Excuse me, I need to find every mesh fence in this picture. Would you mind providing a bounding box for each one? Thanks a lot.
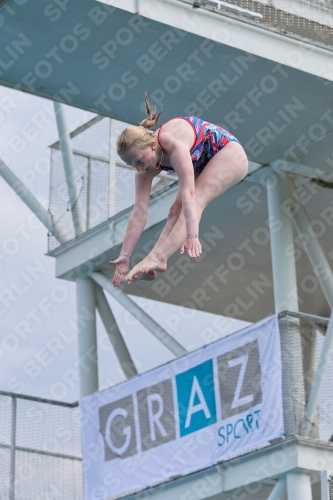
[187,0,333,47]
[15,399,81,456]
[279,311,333,441]
[0,396,12,447]
[48,117,176,252]
[0,393,82,500]
[14,452,82,500]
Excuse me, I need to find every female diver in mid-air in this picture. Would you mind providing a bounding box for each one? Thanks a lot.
[111,93,248,287]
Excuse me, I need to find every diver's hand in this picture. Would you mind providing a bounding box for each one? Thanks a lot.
[183,237,202,258]
[110,255,130,287]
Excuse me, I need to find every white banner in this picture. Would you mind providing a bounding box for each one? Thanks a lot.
[80,315,284,500]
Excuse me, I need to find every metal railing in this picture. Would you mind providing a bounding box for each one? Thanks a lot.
[178,0,333,48]
[278,311,333,440]
[48,117,177,252]
[0,391,82,499]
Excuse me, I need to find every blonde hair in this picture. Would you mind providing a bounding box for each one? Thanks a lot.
[116,92,162,157]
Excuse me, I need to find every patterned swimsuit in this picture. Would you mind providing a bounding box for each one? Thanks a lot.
[157,116,240,173]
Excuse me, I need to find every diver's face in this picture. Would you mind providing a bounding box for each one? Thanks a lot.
[121,144,158,172]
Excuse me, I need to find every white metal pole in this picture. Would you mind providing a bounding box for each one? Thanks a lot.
[301,309,333,436]
[290,177,333,308]
[267,173,305,432]
[286,472,312,500]
[76,277,98,397]
[267,477,287,500]
[0,159,69,244]
[9,396,16,500]
[53,102,85,236]
[109,118,116,218]
[266,173,299,312]
[90,271,187,357]
[86,156,91,232]
[95,284,137,379]
[321,470,333,500]
[301,325,319,439]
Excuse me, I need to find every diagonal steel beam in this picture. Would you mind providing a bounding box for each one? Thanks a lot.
[301,309,333,436]
[53,102,85,237]
[290,177,333,308]
[0,158,69,244]
[95,284,137,379]
[90,271,187,357]
[267,477,286,500]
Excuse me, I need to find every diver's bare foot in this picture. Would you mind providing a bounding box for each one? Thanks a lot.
[140,269,157,281]
[126,256,167,284]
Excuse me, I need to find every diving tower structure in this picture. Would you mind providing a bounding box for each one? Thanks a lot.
[1,0,333,499]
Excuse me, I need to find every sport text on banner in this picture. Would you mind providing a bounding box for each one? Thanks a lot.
[79,314,283,500]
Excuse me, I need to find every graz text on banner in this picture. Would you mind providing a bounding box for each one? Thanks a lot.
[79,314,283,500]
